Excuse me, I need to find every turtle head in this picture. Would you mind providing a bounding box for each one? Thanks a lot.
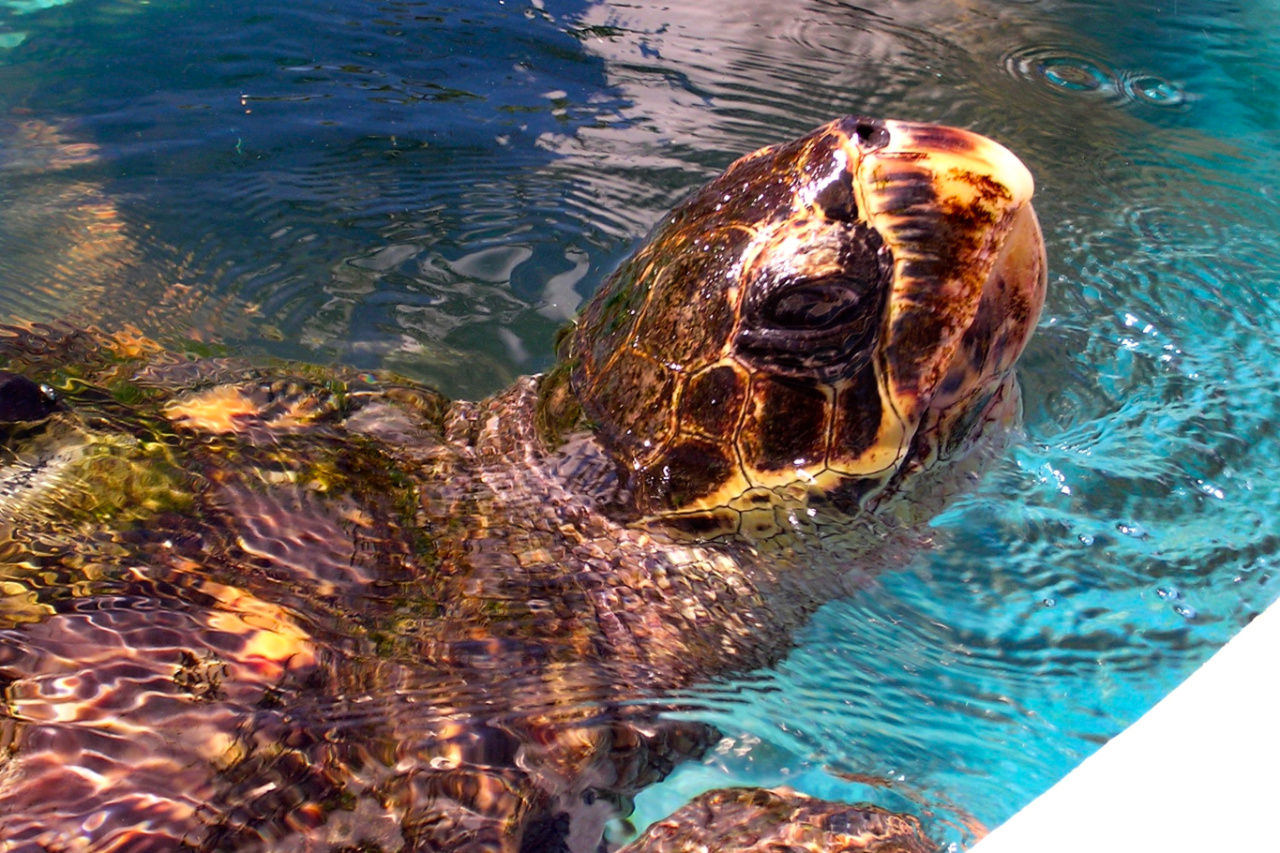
[552,117,1046,540]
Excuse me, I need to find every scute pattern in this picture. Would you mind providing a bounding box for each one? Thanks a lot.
[583,348,677,464]
[739,374,829,476]
[677,364,747,441]
[638,436,740,513]
[830,368,890,473]
[638,247,742,370]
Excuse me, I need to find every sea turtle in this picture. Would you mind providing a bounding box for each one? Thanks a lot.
[0,116,1045,853]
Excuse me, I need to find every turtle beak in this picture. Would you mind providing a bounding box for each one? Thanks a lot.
[843,118,1046,427]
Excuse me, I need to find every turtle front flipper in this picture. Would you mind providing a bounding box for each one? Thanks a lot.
[618,787,934,853]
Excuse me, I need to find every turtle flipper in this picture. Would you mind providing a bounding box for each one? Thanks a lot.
[618,787,935,853]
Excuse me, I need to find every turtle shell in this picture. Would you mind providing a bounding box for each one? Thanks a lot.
[570,116,1046,537]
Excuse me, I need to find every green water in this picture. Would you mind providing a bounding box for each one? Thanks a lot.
[1,0,1278,847]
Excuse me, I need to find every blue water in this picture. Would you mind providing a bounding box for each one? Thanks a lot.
[2,0,1279,847]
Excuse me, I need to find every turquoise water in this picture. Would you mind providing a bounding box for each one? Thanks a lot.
[2,0,1279,847]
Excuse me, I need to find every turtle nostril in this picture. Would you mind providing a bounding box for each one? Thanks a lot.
[853,118,889,151]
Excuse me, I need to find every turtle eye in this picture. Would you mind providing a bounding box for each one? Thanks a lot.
[764,279,864,331]
[734,220,892,381]
[735,272,884,381]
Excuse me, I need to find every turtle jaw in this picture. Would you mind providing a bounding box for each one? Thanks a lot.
[925,199,1047,417]
[848,119,1043,434]
[743,119,1047,529]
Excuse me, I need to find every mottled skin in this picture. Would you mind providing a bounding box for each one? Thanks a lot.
[0,118,1045,853]
[628,788,931,853]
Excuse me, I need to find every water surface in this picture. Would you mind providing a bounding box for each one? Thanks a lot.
[1,0,1278,847]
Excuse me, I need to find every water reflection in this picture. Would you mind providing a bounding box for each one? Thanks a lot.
[0,0,631,396]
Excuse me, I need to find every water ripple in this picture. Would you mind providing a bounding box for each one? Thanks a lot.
[1002,43,1188,108]
[1,0,1279,848]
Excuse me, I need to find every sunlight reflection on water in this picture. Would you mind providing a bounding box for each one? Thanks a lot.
[0,0,1277,848]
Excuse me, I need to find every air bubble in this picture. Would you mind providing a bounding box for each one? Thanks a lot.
[1122,73,1186,106]
[1116,522,1149,539]
[1039,55,1110,92]
[1002,46,1122,104]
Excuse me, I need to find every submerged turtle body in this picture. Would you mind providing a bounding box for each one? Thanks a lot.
[0,118,1045,853]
